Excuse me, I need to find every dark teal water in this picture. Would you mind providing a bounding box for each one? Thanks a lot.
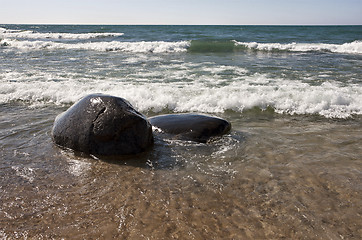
[2,24,361,43]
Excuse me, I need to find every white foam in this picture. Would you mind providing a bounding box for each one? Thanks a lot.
[235,40,362,54]
[0,38,190,53]
[0,27,22,33]
[152,126,164,133]
[1,70,361,118]
[0,27,124,39]
[11,166,36,183]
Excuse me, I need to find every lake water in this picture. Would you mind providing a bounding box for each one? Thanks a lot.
[1,25,361,239]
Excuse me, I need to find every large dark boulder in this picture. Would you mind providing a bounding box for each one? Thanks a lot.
[52,94,153,156]
[149,113,231,143]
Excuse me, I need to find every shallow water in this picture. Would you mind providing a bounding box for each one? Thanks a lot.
[0,104,361,239]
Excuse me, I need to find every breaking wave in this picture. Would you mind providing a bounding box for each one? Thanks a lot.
[1,33,361,55]
[0,27,124,40]
[1,71,361,119]
[0,38,190,53]
[188,40,362,54]
[1,26,361,54]
[235,40,362,54]
[3,38,361,54]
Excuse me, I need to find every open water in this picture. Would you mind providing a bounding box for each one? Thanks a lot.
[0,25,361,239]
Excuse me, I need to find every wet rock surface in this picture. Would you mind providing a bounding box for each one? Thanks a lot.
[149,113,231,143]
[52,94,153,156]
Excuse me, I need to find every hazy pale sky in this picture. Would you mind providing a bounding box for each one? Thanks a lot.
[1,0,361,25]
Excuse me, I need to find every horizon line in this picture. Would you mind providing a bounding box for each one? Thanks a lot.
[1,23,362,26]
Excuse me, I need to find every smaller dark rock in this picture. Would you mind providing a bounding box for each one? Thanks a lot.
[52,94,153,156]
[149,113,231,143]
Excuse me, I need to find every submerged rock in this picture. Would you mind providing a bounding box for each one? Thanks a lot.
[52,94,153,156]
[149,113,231,143]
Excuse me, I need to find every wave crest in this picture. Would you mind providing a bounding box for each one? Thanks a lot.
[0,39,191,53]
[186,40,362,54]
[1,72,361,119]
[2,28,361,55]
[235,40,362,54]
[0,27,124,40]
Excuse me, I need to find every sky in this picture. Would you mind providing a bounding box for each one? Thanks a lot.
[0,0,361,25]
